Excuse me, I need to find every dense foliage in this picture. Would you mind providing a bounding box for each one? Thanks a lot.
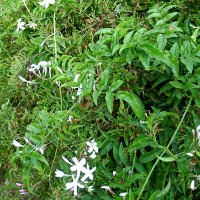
[0,0,200,199]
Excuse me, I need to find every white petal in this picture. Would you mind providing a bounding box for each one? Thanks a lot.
[62,156,72,165]
[90,151,96,159]
[190,180,195,190]
[13,140,24,147]
[119,192,127,197]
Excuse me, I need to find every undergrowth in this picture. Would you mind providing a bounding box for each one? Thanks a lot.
[0,0,200,199]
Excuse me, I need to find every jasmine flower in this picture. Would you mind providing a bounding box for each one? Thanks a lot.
[55,169,69,178]
[12,140,24,147]
[81,164,96,182]
[65,175,84,196]
[28,22,37,29]
[39,0,55,8]
[190,180,195,190]
[16,19,26,31]
[86,139,98,154]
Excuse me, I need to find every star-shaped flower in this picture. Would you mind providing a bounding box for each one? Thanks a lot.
[16,19,26,31]
[65,175,85,196]
[39,0,55,8]
[86,139,98,153]
[81,164,96,182]
[70,157,86,173]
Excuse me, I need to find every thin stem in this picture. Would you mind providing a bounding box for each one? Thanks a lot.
[136,98,192,200]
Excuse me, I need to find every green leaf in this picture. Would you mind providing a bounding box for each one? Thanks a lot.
[98,69,109,90]
[126,173,146,187]
[119,143,128,165]
[22,165,33,193]
[109,80,124,92]
[169,81,184,89]
[171,42,179,58]
[38,110,49,122]
[93,89,102,105]
[139,52,150,70]
[129,134,152,151]
[149,191,159,200]
[112,44,121,55]
[139,43,171,66]
[180,56,193,73]
[139,149,162,163]
[124,31,134,44]
[95,28,114,35]
[28,152,49,167]
[116,91,145,120]
[157,179,171,198]
[157,155,177,162]
[148,13,161,18]
[164,12,179,22]
[105,92,114,113]
[157,34,167,50]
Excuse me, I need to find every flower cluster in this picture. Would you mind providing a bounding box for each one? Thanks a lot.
[16,19,37,32]
[39,0,55,8]
[55,140,98,196]
[19,61,52,84]
[86,140,98,159]
[16,183,29,195]
[13,138,46,154]
[55,156,96,196]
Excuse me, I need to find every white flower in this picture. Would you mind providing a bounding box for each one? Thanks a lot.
[77,87,82,96]
[86,139,98,153]
[28,22,37,29]
[101,186,110,190]
[70,157,86,173]
[65,175,85,196]
[35,145,46,154]
[87,185,94,193]
[55,169,69,178]
[81,164,96,182]
[39,0,55,8]
[19,76,36,84]
[38,61,51,67]
[89,151,97,159]
[67,116,73,123]
[72,96,76,100]
[74,74,80,83]
[13,140,24,147]
[119,192,127,197]
[190,180,195,190]
[24,137,45,154]
[57,67,63,74]
[113,171,117,176]
[16,19,26,31]
[16,183,25,186]
[186,152,194,157]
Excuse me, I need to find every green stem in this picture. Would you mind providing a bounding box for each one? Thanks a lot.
[136,98,192,200]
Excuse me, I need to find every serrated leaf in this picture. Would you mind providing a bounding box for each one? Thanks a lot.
[116,91,145,120]
[105,92,114,113]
